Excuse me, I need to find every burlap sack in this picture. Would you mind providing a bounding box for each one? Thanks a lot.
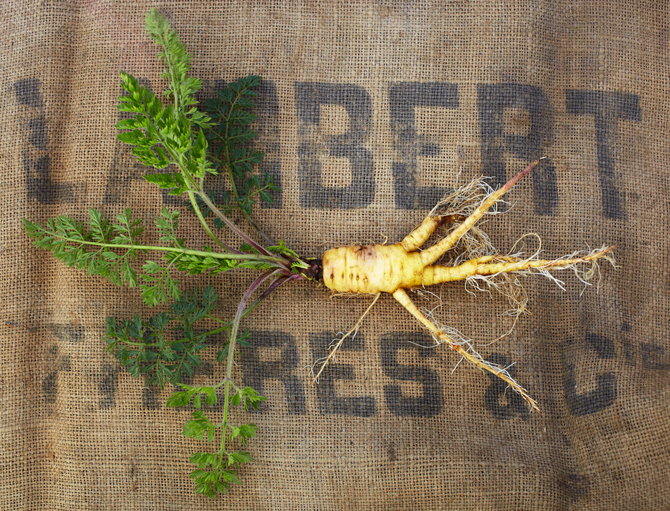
[2,1,668,509]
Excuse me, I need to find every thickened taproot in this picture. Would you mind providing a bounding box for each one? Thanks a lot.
[322,244,426,293]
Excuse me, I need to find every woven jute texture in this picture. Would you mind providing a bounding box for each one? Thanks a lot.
[2,1,669,509]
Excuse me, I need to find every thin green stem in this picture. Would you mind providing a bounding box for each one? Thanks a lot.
[186,190,232,252]
[203,293,264,328]
[219,270,275,456]
[220,381,231,455]
[173,335,198,380]
[208,129,249,145]
[199,163,273,247]
[156,32,180,112]
[37,228,287,265]
[205,315,230,325]
[117,340,160,348]
[196,191,276,259]
[224,159,242,211]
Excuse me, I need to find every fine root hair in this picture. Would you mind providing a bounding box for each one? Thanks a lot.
[310,292,381,382]
[429,175,499,220]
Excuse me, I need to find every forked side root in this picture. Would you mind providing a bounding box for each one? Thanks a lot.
[392,288,540,412]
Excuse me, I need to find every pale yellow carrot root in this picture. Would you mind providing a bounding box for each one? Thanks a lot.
[317,157,614,412]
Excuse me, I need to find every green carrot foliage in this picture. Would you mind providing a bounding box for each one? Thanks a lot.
[24,7,312,499]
